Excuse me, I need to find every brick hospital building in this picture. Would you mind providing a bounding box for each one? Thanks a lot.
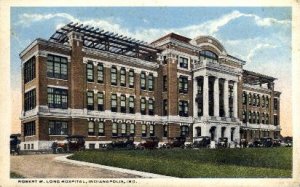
[20,23,281,150]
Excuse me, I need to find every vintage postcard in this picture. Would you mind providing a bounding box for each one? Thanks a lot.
[0,1,299,186]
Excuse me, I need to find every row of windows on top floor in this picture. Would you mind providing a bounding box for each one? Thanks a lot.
[23,54,190,94]
[24,87,189,117]
[23,120,190,138]
[242,111,279,125]
[242,92,279,110]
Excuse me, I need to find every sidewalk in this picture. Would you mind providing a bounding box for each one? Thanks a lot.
[55,154,177,178]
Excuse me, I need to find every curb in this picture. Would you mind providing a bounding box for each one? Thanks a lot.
[54,154,177,178]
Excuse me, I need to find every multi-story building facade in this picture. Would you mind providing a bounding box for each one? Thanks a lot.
[19,23,281,150]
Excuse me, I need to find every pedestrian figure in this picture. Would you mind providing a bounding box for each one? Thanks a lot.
[51,140,58,154]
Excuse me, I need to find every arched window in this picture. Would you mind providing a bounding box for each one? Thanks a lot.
[120,95,126,113]
[200,50,218,63]
[140,97,146,115]
[257,95,260,107]
[121,123,127,135]
[141,124,147,137]
[88,121,95,136]
[253,94,256,106]
[248,111,252,123]
[130,124,135,136]
[149,124,155,136]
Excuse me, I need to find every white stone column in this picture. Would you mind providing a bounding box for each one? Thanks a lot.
[203,75,209,117]
[233,81,238,118]
[224,79,229,117]
[193,77,198,118]
[214,78,219,117]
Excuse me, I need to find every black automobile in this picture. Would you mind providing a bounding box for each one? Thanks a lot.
[249,138,263,148]
[164,136,186,148]
[217,137,228,148]
[272,139,281,147]
[10,134,21,155]
[106,136,135,150]
[260,137,273,147]
[193,136,211,148]
[55,135,86,153]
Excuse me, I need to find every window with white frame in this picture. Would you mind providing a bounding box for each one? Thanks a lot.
[111,94,117,112]
[97,64,104,83]
[180,125,189,137]
[141,97,146,115]
[149,125,155,136]
[148,99,154,115]
[179,57,188,69]
[87,91,94,110]
[140,72,146,90]
[86,62,94,82]
[129,96,135,114]
[120,68,126,87]
[49,121,68,135]
[179,76,188,93]
[121,123,127,136]
[178,100,188,117]
[148,73,154,91]
[200,50,218,63]
[141,124,147,137]
[129,69,135,88]
[130,124,135,136]
[111,66,117,85]
[47,87,68,109]
[97,92,104,111]
[112,122,118,136]
[98,122,104,136]
[24,89,36,111]
[120,95,126,113]
[88,121,95,136]
[47,54,68,80]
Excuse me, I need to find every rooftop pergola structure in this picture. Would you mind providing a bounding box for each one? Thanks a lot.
[243,70,276,88]
[49,22,160,62]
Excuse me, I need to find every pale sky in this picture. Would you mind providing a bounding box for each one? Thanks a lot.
[10,7,292,136]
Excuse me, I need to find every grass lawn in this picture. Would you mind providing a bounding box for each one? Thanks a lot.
[69,147,292,178]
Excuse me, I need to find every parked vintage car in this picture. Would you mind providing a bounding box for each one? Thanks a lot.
[248,138,263,148]
[272,139,281,147]
[137,137,159,149]
[260,137,273,147]
[10,134,21,155]
[240,138,248,148]
[164,136,186,148]
[106,136,135,150]
[55,135,86,153]
[217,137,228,148]
[193,136,211,148]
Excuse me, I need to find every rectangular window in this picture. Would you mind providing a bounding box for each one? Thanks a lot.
[88,121,95,136]
[97,64,104,83]
[120,68,126,86]
[111,66,117,85]
[180,125,189,137]
[111,94,117,112]
[129,96,135,114]
[24,57,36,83]
[274,115,278,126]
[163,99,168,116]
[274,98,278,110]
[89,144,95,149]
[87,91,94,110]
[86,62,94,82]
[179,76,188,93]
[149,125,155,136]
[24,89,36,111]
[266,97,269,108]
[24,121,36,136]
[112,123,118,136]
[163,125,168,137]
[179,57,188,69]
[148,74,154,91]
[242,92,247,105]
[98,122,105,136]
[142,124,147,137]
[141,97,146,115]
[120,95,126,113]
[47,87,68,109]
[121,123,127,135]
[48,121,68,135]
[47,54,68,80]
[178,100,188,117]
[140,72,146,90]
[130,124,135,136]
[257,95,260,106]
[97,92,104,111]
[148,99,154,115]
[163,76,167,91]
[129,70,135,88]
